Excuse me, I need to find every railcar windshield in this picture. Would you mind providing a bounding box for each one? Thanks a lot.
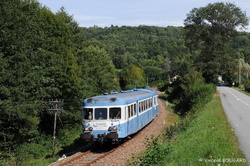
[83,107,121,120]
[109,107,121,119]
[95,108,107,120]
[83,108,93,120]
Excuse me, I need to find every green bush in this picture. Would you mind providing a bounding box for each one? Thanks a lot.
[168,70,216,115]
[244,80,250,92]
[130,136,171,166]
[154,80,168,92]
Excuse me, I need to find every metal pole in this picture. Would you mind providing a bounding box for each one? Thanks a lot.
[52,109,58,156]
[47,99,63,156]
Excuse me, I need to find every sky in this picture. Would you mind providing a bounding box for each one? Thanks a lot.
[38,0,250,32]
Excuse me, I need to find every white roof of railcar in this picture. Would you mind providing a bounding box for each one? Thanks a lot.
[83,88,157,107]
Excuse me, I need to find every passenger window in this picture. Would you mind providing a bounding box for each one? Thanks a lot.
[144,101,146,111]
[109,107,121,119]
[134,104,136,115]
[128,106,131,118]
[155,97,157,105]
[131,105,133,116]
[139,102,141,113]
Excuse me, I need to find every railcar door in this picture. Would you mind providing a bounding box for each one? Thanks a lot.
[150,97,153,121]
[126,104,130,136]
[136,101,139,131]
[153,95,158,116]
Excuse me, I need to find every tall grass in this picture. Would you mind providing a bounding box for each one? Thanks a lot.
[160,96,246,165]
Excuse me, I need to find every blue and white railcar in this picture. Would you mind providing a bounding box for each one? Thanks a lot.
[80,88,158,144]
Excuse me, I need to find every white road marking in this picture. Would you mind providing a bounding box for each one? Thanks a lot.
[223,87,250,108]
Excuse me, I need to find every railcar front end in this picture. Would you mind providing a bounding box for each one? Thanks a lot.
[80,106,126,144]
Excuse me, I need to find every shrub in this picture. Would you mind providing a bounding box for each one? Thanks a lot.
[168,69,216,115]
[155,80,168,92]
[130,136,170,166]
[244,80,250,92]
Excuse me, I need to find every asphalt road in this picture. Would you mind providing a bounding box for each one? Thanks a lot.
[218,86,250,164]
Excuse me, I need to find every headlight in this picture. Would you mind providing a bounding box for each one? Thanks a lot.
[84,127,93,131]
[108,126,117,132]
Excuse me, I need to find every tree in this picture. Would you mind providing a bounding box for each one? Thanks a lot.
[0,0,47,148]
[77,41,120,96]
[184,2,249,83]
[244,63,250,80]
[238,57,250,83]
[0,0,83,151]
[121,65,145,89]
[83,26,192,81]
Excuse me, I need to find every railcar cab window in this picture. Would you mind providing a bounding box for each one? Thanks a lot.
[83,108,93,120]
[95,108,107,120]
[109,107,121,119]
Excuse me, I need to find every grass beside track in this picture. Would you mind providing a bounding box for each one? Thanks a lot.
[161,96,247,165]
[129,95,247,166]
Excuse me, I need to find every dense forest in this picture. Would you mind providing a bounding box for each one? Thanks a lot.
[82,24,250,85]
[82,25,191,81]
[0,0,250,165]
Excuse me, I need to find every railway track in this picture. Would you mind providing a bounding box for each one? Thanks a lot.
[59,150,106,166]
[50,142,126,166]
[50,123,147,166]
[50,90,165,166]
